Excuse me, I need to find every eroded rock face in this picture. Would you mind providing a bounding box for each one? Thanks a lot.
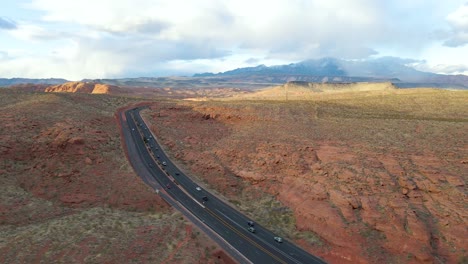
[144,100,467,264]
[45,82,95,93]
[45,82,121,94]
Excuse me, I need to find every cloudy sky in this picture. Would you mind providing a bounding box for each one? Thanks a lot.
[1,0,467,80]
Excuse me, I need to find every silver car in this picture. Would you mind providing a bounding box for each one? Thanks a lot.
[274,236,283,243]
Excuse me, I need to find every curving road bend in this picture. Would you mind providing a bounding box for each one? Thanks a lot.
[118,106,327,264]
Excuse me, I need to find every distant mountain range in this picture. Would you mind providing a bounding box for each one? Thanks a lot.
[1,57,467,89]
[0,78,68,86]
[195,57,468,89]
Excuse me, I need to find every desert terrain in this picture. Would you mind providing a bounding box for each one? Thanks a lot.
[9,81,252,99]
[140,84,467,263]
[0,89,230,263]
[1,82,466,264]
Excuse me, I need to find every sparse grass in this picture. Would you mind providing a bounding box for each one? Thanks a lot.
[143,87,468,263]
[0,207,195,263]
[295,230,324,246]
[0,89,223,264]
[236,191,298,240]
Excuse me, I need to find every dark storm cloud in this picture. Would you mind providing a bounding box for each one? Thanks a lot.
[77,35,231,64]
[244,58,261,64]
[444,38,468,47]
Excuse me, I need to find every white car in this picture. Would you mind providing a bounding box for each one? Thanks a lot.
[195,186,202,191]
[274,236,283,243]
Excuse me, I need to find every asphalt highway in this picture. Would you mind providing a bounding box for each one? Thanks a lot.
[120,106,327,264]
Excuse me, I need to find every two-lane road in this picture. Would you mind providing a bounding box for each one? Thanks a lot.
[119,106,326,264]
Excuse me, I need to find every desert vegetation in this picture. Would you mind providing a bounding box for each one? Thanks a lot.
[0,89,226,263]
[142,87,467,263]
[2,85,466,263]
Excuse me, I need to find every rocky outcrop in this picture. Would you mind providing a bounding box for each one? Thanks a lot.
[45,82,122,94]
[45,82,94,93]
[144,97,468,264]
[91,83,121,94]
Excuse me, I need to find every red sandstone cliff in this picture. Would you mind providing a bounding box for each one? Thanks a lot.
[45,82,124,94]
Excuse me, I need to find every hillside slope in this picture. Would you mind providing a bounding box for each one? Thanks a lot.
[143,89,468,263]
[0,89,227,263]
[231,81,397,100]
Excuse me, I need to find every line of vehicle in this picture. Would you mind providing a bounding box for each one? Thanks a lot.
[121,109,253,264]
[130,112,213,212]
[129,111,270,261]
[140,126,208,210]
[127,107,326,264]
[131,111,284,262]
[214,209,302,264]
[204,207,287,264]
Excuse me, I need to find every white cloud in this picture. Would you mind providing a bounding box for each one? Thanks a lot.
[0,51,8,60]
[0,44,127,80]
[8,23,65,41]
[26,0,383,58]
[412,62,468,75]
[415,40,468,75]
[447,3,468,29]
[444,2,468,46]
[0,0,466,78]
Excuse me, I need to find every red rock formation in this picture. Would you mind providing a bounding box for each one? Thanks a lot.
[143,99,468,264]
[45,81,123,94]
[45,82,95,93]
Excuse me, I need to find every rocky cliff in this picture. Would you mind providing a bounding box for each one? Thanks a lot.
[45,82,123,94]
